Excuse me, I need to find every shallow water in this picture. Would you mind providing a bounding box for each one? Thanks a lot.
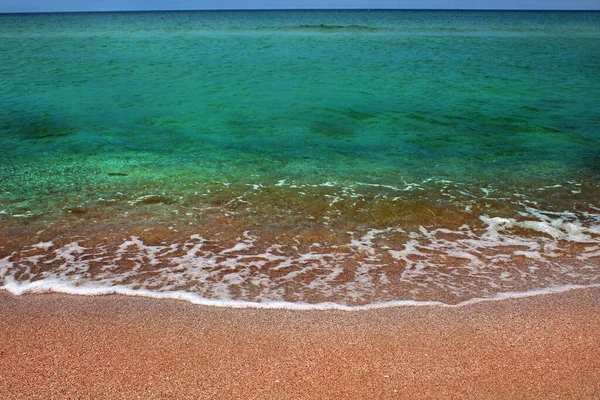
[1,10,599,307]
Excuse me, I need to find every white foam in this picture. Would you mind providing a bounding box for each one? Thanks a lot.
[31,241,54,250]
[481,211,600,245]
[2,200,599,310]
[514,250,544,260]
[2,280,599,311]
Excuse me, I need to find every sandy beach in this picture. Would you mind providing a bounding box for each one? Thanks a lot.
[0,288,598,399]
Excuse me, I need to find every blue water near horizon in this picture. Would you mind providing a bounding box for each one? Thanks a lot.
[0,10,599,307]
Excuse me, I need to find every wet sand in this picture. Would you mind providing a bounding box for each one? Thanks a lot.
[1,288,599,399]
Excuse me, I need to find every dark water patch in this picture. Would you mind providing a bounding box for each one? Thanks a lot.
[308,120,357,139]
[322,107,377,122]
[404,113,455,128]
[2,117,76,141]
[152,118,183,127]
[407,133,460,150]
[281,24,382,33]
[521,105,542,113]
[529,124,565,134]
[225,118,264,138]
[343,108,377,121]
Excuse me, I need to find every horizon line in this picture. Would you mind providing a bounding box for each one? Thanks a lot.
[2,8,599,15]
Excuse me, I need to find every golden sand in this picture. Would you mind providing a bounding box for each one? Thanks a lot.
[1,288,599,399]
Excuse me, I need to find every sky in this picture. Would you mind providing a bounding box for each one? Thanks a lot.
[0,0,598,13]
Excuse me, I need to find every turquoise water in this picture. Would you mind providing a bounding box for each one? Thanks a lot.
[1,11,599,306]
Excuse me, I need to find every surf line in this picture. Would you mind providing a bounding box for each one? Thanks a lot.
[2,279,599,311]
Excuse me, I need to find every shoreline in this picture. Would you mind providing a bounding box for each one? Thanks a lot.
[3,282,600,310]
[1,287,599,398]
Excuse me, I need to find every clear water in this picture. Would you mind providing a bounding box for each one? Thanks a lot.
[1,10,599,306]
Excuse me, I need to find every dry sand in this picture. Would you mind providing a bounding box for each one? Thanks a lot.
[1,288,599,399]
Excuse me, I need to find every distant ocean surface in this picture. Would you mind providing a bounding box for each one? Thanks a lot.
[1,10,599,308]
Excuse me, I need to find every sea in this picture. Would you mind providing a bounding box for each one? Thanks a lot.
[1,10,599,309]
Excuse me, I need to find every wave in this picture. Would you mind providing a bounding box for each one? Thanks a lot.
[1,203,599,307]
[2,279,599,310]
[1,179,598,308]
